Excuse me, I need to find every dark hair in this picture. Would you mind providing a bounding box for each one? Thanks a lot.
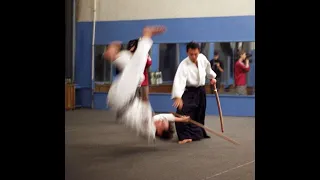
[115,67,121,75]
[186,41,200,52]
[127,39,139,53]
[156,122,175,140]
[237,50,247,59]
[238,50,246,56]
[214,51,219,56]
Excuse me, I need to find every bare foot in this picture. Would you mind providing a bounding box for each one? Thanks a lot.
[104,41,122,61]
[178,139,192,144]
[178,139,189,144]
[143,26,166,38]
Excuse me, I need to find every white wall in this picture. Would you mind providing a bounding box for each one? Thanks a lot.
[76,0,93,22]
[77,0,255,22]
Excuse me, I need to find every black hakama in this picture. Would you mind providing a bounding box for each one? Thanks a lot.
[175,86,209,141]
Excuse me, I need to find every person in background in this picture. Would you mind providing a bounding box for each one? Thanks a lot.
[140,55,152,101]
[234,50,250,95]
[127,39,152,101]
[210,51,224,93]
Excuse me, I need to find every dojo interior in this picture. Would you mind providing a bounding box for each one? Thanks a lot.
[65,0,255,179]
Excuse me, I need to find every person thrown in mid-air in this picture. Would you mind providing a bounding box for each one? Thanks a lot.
[104,26,190,142]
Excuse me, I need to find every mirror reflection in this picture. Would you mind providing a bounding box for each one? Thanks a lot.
[94,41,255,96]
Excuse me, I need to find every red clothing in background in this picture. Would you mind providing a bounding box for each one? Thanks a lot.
[235,60,250,86]
[141,55,152,86]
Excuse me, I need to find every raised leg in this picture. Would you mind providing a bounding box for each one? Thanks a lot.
[108,26,166,109]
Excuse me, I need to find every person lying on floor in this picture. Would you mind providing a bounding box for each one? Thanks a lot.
[153,113,190,141]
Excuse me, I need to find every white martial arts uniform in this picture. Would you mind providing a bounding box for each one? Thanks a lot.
[171,53,217,99]
[107,37,155,141]
[109,50,145,87]
[153,113,176,122]
[171,53,217,140]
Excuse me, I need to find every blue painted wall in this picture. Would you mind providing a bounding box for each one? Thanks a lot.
[75,22,93,107]
[76,16,255,114]
[94,16,255,44]
[93,92,109,110]
[93,93,255,117]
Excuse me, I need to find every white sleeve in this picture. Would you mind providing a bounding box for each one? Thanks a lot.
[163,114,176,122]
[153,113,176,122]
[171,62,187,99]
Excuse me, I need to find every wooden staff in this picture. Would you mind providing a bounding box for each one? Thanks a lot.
[171,112,239,145]
[213,84,224,133]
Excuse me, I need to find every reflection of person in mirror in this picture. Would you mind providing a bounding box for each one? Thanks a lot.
[235,50,250,95]
[210,51,224,93]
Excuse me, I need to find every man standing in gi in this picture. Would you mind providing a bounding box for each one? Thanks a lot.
[172,42,217,144]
